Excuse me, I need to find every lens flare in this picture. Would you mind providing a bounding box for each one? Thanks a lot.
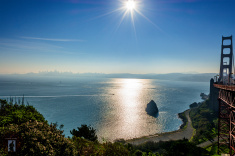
[125,0,136,11]
[91,0,162,36]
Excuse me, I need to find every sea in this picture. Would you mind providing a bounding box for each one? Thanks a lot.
[0,75,209,142]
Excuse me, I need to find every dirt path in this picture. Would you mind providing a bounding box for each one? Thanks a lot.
[197,137,218,148]
[127,109,194,145]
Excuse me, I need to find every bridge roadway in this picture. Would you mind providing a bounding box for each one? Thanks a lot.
[214,84,235,91]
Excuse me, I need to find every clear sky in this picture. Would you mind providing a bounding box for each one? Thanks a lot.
[0,0,235,74]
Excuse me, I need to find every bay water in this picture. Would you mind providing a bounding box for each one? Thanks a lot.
[0,76,209,142]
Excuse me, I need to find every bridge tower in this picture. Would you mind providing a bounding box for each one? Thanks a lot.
[218,36,233,84]
[214,35,235,155]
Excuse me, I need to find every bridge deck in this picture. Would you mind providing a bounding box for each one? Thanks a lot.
[214,84,235,91]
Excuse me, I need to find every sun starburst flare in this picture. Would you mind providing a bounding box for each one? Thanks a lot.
[91,0,161,35]
[117,0,161,35]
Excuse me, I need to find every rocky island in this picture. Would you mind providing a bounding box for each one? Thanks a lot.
[145,100,159,117]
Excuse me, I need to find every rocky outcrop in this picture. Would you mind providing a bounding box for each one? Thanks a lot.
[146,100,159,117]
[200,93,209,100]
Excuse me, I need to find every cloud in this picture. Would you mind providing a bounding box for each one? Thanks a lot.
[20,36,85,42]
[65,0,106,4]
[0,38,85,55]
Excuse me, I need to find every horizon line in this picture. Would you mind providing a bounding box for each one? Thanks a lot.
[0,71,218,75]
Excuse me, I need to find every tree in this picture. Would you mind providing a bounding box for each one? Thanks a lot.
[70,125,98,141]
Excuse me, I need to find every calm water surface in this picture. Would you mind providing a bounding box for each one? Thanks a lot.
[0,76,209,141]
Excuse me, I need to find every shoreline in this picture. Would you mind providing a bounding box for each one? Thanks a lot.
[178,109,189,129]
[126,108,194,145]
[126,96,208,145]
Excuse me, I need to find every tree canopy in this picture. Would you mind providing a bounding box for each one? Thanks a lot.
[70,124,98,142]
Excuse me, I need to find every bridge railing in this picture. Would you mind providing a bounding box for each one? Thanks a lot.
[214,74,235,86]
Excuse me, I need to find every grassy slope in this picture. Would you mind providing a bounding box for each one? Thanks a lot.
[190,99,218,144]
[189,99,229,155]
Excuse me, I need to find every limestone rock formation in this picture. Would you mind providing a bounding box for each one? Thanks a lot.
[146,100,159,117]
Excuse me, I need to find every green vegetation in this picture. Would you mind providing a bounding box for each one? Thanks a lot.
[133,139,208,156]
[0,121,76,155]
[70,124,98,142]
[0,98,46,127]
[204,143,220,156]
[0,99,75,155]
[72,137,134,156]
[178,111,187,129]
[188,98,233,155]
[204,142,231,156]
[189,99,228,155]
[189,102,199,109]
[190,99,218,144]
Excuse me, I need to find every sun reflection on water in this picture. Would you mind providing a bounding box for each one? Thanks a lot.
[119,79,143,107]
[118,79,143,137]
[97,78,164,142]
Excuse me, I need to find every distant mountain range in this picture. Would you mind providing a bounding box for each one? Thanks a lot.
[0,72,217,82]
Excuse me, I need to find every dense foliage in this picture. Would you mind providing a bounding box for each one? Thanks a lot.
[70,124,98,141]
[72,137,135,156]
[204,143,228,156]
[134,139,208,156]
[0,99,46,127]
[0,99,76,155]
[189,102,199,109]
[0,121,76,156]
[190,99,218,144]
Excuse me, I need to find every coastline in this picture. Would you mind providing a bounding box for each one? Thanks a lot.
[126,93,208,145]
[126,108,194,145]
[178,109,189,129]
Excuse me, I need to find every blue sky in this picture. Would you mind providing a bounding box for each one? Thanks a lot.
[0,0,235,74]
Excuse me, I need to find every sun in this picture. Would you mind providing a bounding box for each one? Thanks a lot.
[125,0,136,11]
[95,0,161,35]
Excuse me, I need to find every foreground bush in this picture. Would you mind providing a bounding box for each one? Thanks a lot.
[72,136,132,155]
[70,124,98,142]
[134,139,208,156]
[0,121,76,156]
[0,99,46,127]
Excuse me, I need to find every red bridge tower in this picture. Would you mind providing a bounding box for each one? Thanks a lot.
[214,35,235,155]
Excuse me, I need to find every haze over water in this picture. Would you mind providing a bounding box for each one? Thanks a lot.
[0,76,209,141]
